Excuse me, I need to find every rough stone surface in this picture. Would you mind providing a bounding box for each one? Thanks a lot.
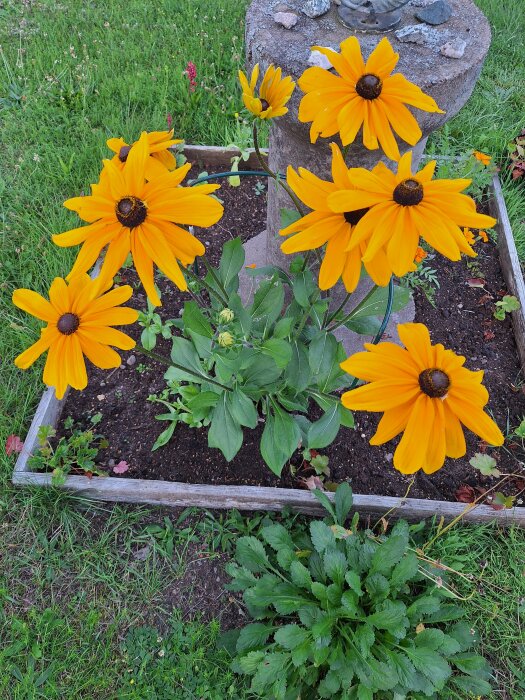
[409,0,435,6]
[395,24,449,47]
[415,0,452,26]
[440,37,467,59]
[301,0,331,19]
[273,11,298,29]
[308,47,334,69]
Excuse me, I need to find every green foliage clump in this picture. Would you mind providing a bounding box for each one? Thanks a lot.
[226,484,492,699]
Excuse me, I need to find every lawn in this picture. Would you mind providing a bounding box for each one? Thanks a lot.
[1,0,524,697]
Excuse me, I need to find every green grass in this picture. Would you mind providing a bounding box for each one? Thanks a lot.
[1,0,525,697]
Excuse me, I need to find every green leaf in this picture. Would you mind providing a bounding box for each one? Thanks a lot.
[234,650,265,675]
[345,316,382,336]
[469,452,501,477]
[312,489,337,521]
[450,652,491,677]
[260,405,301,476]
[261,338,292,368]
[310,521,336,554]
[387,650,418,689]
[495,294,520,313]
[208,393,243,461]
[308,333,339,387]
[290,561,313,589]
[407,596,440,621]
[415,628,445,650]
[292,270,316,308]
[228,292,252,335]
[307,403,342,449]
[280,207,301,229]
[186,391,219,421]
[219,237,245,293]
[274,624,309,650]
[405,647,451,689]
[424,604,465,623]
[273,316,294,339]
[261,523,295,552]
[350,284,411,319]
[250,277,285,325]
[229,389,258,429]
[345,571,363,597]
[235,536,271,573]
[323,550,347,585]
[354,624,374,656]
[365,573,390,600]
[367,600,408,634]
[390,552,419,589]
[166,336,208,383]
[236,623,273,653]
[371,535,408,575]
[335,482,353,525]
[141,326,157,350]
[183,300,213,338]
[451,675,492,695]
[152,421,177,450]
[251,652,288,693]
[284,340,311,393]
[449,621,480,651]
[242,353,282,388]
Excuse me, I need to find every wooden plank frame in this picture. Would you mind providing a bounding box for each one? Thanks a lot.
[11,152,525,525]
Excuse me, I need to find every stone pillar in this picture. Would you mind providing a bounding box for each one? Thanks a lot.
[242,0,491,353]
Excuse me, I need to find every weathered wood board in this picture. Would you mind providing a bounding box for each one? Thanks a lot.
[12,152,525,525]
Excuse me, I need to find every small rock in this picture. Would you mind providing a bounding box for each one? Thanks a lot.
[120,364,125,369]
[126,354,136,366]
[273,11,298,29]
[395,24,448,48]
[385,453,393,462]
[440,37,467,59]
[410,0,435,6]
[273,2,293,11]
[302,0,330,19]
[108,459,115,467]
[416,0,452,26]
[97,394,105,401]
[308,48,334,70]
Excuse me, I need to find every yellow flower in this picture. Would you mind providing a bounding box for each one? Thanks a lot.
[238,63,295,119]
[341,323,504,474]
[106,129,182,180]
[280,143,392,291]
[478,230,489,243]
[463,227,476,246]
[219,308,235,324]
[218,331,234,347]
[13,274,138,400]
[298,37,444,161]
[328,150,497,279]
[52,132,223,306]
[414,246,427,264]
[473,151,491,166]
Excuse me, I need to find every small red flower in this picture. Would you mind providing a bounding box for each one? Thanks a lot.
[185,61,197,93]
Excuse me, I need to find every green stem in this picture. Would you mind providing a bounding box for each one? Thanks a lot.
[326,284,378,334]
[135,345,232,392]
[252,122,304,216]
[293,290,320,339]
[202,257,230,302]
[184,264,229,307]
[323,292,351,329]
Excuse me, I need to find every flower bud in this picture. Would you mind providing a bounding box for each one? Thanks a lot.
[219,308,235,324]
[218,331,234,347]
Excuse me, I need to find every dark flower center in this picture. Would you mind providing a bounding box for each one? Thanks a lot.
[116,196,147,228]
[355,74,382,100]
[393,178,424,206]
[118,145,131,162]
[57,312,80,335]
[344,208,369,226]
[418,368,450,398]
[260,98,270,111]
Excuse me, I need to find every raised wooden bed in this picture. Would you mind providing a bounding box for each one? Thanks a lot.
[12,147,525,525]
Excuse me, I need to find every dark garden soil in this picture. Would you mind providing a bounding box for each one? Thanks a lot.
[53,162,525,504]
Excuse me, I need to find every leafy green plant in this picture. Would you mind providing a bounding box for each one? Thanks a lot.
[152,236,410,476]
[148,383,212,450]
[119,614,246,699]
[226,484,492,699]
[493,294,520,320]
[28,418,108,485]
[400,260,440,307]
[138,298,180,351]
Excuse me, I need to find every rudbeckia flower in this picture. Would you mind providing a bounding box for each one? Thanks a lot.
[238,63,295,119]
[328,151,497,279]
[13,274,138,399]
[298,36,444,161]
[279,143,392,291]
[473,150,491,166]
[341,323,504,474]
[52,132,223,306]
[106,129,183,180]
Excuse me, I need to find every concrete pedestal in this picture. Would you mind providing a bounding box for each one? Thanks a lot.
[242,0,491,354]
